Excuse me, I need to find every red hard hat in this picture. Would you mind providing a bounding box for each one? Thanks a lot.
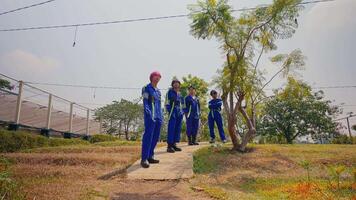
[150,71,162,81]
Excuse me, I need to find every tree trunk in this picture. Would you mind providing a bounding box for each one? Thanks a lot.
[238,96,256,152]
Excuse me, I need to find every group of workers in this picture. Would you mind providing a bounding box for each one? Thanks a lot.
[140,71,227,168]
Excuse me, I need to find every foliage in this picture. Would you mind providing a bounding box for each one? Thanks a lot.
[0,79,13,91]
[89,134,118,143]
[327,165,347,190]
[95,99,142,140]
[352,124,356,131]
[188,0,304,151]
[259,77,339,144]
[0,129,89,153]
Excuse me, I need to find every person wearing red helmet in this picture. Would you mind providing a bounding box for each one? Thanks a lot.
[140,71,163,168]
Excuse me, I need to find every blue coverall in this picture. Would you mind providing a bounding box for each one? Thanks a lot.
[165,88,184,145]
[208,99,227,141]
[141,83,163,161]
[184,95,200,137]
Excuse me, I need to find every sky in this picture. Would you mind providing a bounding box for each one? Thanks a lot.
[0,0,355,134]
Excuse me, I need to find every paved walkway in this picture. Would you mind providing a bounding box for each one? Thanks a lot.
[127,143,207,180]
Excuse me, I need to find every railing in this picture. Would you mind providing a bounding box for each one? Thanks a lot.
[0,73,102,138]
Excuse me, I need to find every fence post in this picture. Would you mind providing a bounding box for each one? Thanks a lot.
[86,109,90,135]
[69,102,74,132]
[346,117,352,138]
[15,81,24,124]
[46,94,52,129]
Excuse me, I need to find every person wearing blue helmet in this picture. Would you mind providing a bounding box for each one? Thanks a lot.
[165,79,184,153]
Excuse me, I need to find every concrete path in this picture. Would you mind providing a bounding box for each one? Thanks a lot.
[126,143,208,180]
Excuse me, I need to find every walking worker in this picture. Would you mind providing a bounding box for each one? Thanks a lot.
[140,71,163,168]
[165,79,183,153]
[184,85,200,145]
[208,90,227,143]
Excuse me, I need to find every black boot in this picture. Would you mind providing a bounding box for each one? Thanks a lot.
[167,144,175,153]
[188,136,193,145]
[192,135,199,145]
[148,158,160,164]
[140,160,150,168]
[172,143,182,151]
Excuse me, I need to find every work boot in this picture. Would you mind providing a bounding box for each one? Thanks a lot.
[209,138,216,144]
[222,139,227,143]
[140,160,150,168]
[192,135,199,145]
[172,143,182,151]
[167,144,175,153]
[148,158,160,164]
[188,136,193,146]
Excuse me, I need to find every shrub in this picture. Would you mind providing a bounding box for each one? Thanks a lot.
[0,156,24,200]
[0,129,89,153]
[89,134,118,143]
[332,134,356,144]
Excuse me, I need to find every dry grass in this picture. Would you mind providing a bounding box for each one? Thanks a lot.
[1,142,141,200]
[192,144,356,200]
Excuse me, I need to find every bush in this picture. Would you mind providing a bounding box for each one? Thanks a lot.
[89,134,118,143]
[0,129,89,153]
[331,134,356,144]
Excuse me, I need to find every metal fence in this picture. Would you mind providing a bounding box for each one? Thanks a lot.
[0,73,102,138]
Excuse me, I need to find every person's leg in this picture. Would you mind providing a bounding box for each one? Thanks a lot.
[167,117,176,145]
[215,113,227,141]
[149,119,162,159]
[174,114,183,143]
[192,118,199,145]
[186,118,193,145]
[208,113,215,142]
[172,114,183,151]
[141,117,155,167]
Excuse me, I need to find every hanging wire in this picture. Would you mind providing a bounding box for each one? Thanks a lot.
[73,26,78,47]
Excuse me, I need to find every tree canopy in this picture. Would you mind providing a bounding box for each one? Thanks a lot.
[259,77,340,144]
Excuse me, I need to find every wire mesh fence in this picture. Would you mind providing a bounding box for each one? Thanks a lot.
[0,73,101,137]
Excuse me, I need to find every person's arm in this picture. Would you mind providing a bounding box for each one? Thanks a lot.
[184,96,191,116]
[142,86,152,117]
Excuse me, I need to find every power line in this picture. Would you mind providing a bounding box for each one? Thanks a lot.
[0,0,56,16]
[25,81,355,91]
[0,0,336,32]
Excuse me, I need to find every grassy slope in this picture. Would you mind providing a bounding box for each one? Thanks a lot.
[192,144,356,200]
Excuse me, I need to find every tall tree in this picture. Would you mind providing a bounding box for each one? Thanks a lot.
[188,0,304,151]
[259,77,340,144]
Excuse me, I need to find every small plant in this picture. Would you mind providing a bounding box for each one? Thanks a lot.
[299,160,312,182]
[351,168,356,184]
[327,165,346,190]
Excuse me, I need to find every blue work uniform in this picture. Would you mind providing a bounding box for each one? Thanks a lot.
[165,88,184,145]
[208,98,226,141]
[141,83,163,161]
[184,95,200,137]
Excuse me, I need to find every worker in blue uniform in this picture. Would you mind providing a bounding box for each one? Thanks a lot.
[141,71,163,168]
[208,90,227,144]
[165,79,183,153]
[184,85,200,145]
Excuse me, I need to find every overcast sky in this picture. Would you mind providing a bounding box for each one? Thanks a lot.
[0,0,355,133]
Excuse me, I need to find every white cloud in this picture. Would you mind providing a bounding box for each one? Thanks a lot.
[0,50,59,73]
